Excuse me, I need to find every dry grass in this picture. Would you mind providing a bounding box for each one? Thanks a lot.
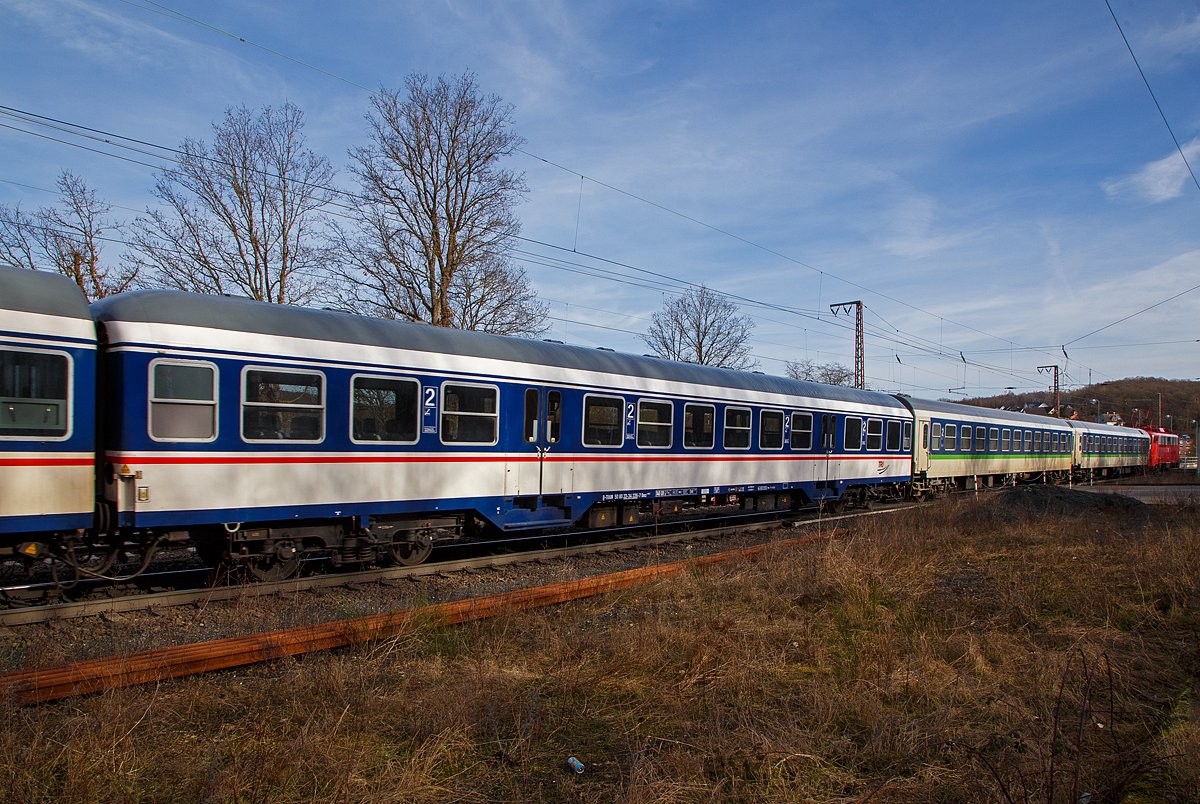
[3,496,1199,803]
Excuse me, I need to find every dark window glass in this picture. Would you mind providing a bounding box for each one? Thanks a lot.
[524,389,539,443]
[152,362,215,440]
[903,421,912,452]
[1001,429,1010,451]
[684,404,715,448]
[865,418,883,450]
[637,400,673,448]
[243,369,323,441]
[546,391,561,444]
[0,349,69,437]
[844,417,862,451]
[441,384,498,444]
[724,407,751,449]
[791,412,813,451]
[945,424,957,450]
[989,428,999,452]
[975,427,986,452]
[886,420,902,451]
[760,410,783,449]
[584,395,623,446]
[961,425,972,451]
[353,376,418,442]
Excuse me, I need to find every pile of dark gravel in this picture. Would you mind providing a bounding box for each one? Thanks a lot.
[958,484,1156,533]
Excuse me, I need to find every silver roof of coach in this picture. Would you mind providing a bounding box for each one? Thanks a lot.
[0,264,92,320]
[92,289,907,408]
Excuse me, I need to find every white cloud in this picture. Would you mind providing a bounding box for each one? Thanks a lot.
[1103,139,1200,203]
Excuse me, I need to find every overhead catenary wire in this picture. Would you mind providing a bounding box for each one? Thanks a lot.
[0,3,1148,393]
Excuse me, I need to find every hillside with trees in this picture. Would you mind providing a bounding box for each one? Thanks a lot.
[957,377,1200,434]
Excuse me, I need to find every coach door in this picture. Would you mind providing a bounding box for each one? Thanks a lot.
[820,413,838,487]
[515,387,568,496]
[914,419,931,474]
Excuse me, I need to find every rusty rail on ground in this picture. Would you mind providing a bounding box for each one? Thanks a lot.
[0,529,837,705]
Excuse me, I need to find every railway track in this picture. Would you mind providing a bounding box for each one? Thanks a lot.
[0,506,876,627]
[0,512,873,705]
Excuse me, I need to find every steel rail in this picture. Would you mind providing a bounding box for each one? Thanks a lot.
[0,524,848,705]
[1,506,896,627]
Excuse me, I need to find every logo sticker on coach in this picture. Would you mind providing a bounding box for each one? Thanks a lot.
[877,460,886,475]
[422,386,438,434]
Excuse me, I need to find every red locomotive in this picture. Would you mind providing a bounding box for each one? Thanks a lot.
[1143,426,1180,470]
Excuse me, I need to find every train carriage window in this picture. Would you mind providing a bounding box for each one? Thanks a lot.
[150,360,216,441]
[791,411,813,451]
[886,420,902,451]
[903,421,912,452]
[1024,431,1032,452]
[545,391,561,444]
[1051,433,1059,452]
[1001,429,1010,451]
[1034,431,1043,452]
[440,383,498,444]
[352,376,418,443]
[684,403,715,449]
[945,424,957,451]
[637,399,673,448]
[583,394,624,447]
[844,416,863,451]
[989,428,999,452]
[975,427,987,452]
[931,422,941,451]
[865,418,883,450]
[243,368,324,442]
[724,407,751,449]
[523,389,539,443]
[760,410,784,449]
[959,425,971,451]
[1,348,70,438]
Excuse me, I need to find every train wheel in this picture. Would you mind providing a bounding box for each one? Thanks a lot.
[247,539,300,582]
[387,538,433,567]
[248,554,300,582]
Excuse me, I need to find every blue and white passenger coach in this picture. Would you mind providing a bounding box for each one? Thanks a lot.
[0,265,97,547]
[91,289,911,577]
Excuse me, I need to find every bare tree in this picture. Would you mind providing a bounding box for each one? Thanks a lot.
[786,358,854,387]
[0,171,136,301]
[336,72,547,336]
[642,286,757,370]
[127,102,335,305]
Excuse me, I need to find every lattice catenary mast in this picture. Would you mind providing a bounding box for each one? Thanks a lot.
[830,301,864,390]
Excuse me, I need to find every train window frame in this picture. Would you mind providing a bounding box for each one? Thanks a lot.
[723,406,752,450]
[864,418,883,451]
[1051,432,1059,452]
[1001,429,1010,452]
[241,366,325,443]
[975,427,987,452]
[988,428,999,452]
[844,416,863,451]
[1033,431,1042,452]
[582,393,625,448]
[759,409,784,450]
[349,374,420,445]
[960,425,971,452]
[149,358,218,443]
[903,421,912,452]
[683,403,715,449]
[791,411,813,451]
[0,346,73,441]
[439,381,499,446]
[944,423,957,451]
[931,422,941,451]
[1024,431,1032,452]
[636,398,674,449]
[886,420,902,452]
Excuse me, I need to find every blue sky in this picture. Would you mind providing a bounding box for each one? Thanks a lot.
[2,0,1198,399]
